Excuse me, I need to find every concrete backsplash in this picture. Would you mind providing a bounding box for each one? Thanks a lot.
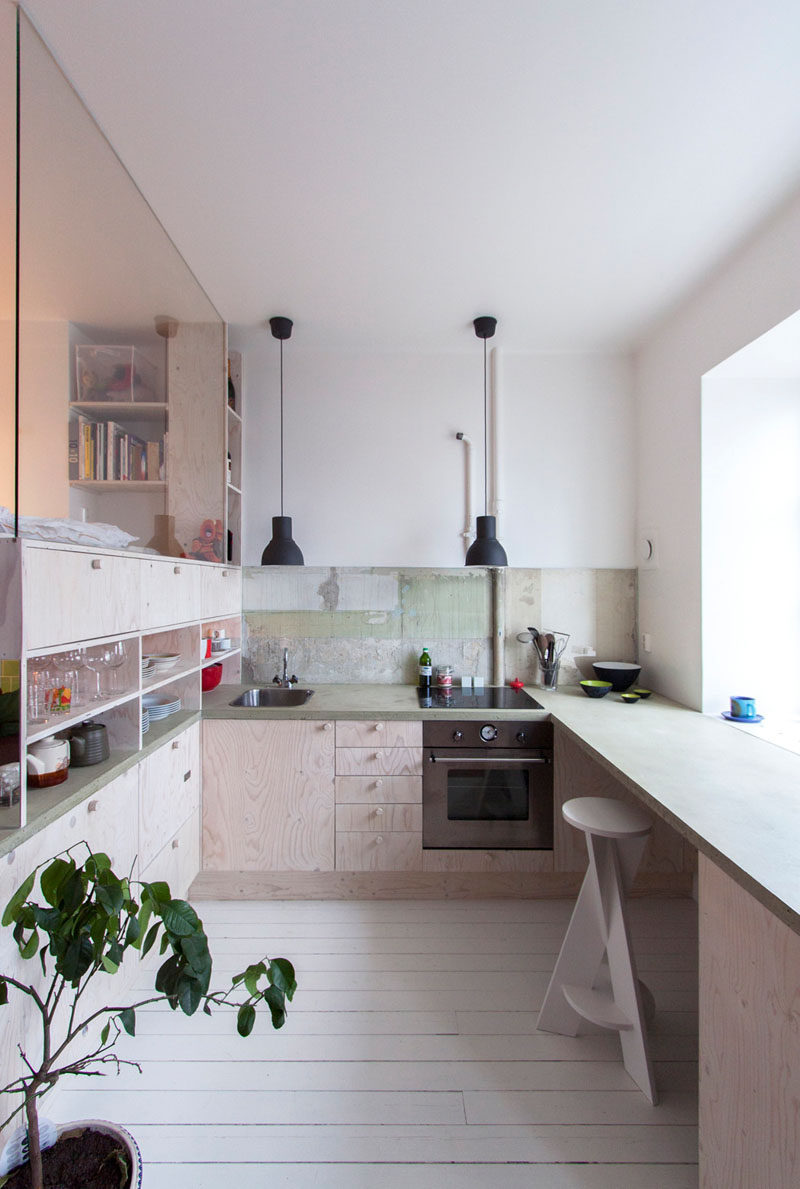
[242,567,637,687]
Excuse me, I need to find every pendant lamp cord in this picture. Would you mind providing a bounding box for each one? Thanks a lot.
[279,338,285,517]
[483,335,488,515]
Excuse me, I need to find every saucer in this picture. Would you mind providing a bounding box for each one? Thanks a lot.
[722,711,764,724]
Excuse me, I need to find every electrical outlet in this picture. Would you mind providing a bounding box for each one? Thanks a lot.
[642,633,652,653]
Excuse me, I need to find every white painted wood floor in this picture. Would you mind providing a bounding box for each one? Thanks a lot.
[53,897,698,1188]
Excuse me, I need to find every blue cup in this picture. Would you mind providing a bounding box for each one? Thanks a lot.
[731,696,756,719]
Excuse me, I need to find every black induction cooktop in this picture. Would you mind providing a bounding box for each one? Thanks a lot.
[417,686,543,710]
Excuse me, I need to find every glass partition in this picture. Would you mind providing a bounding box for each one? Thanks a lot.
[16,9,226,558]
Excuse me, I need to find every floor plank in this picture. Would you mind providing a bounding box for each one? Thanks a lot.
[50,897,699,1185]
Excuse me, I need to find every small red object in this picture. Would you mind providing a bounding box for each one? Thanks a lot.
[201,663,223,692]
[509,678,524,690]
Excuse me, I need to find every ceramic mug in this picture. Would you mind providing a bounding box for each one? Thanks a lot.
[730,696,756,719]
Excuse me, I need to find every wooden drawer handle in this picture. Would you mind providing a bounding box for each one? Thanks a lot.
[374,807,384,816]
[87,799,98,813]
[222,570,232,578]
[173,565,182,575]
[374,778,383,788]
[91,558,102,570]
[172,839,179,849]
[172,740,181,749]
[183,770,191,782]
[323,722,333,731]
[375,835,384,845]
[374,722,384,732]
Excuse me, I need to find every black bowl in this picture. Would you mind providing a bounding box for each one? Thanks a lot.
[592,661,641,691]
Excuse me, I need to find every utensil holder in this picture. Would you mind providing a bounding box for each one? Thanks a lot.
[538,660,560,690]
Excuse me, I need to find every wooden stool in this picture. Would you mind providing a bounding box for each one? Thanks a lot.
[537,796,658,1104]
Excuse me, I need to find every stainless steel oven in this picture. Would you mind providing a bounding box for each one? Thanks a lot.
[422,719,553,849]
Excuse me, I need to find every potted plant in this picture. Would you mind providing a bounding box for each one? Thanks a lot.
[0,844,296,1188]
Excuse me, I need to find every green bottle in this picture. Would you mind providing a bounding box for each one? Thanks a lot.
[418,646,432,689]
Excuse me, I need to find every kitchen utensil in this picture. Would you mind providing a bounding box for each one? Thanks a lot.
[27,736,70,787]
[201,663,223,692]
[580,680,613,698]
[632,688,652,699]
[722,710,764,724]
[620,692,641,703]
[67,720,110,766]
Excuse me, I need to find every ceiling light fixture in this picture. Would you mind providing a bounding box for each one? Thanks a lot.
[261,315,304,565]
[465,315,507,566]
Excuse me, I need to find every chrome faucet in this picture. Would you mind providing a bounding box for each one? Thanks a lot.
[273,647,298,687]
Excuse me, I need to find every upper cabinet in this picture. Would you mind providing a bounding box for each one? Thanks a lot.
[14,9,237,562]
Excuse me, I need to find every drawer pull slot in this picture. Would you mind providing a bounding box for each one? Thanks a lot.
[184,770,191,782]
[91,559,102,570]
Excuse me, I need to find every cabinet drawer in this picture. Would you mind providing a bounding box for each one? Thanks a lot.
[336,803,422,832]
[139,808,200,899]
[335,775,422,804]
[139,724,200,871]
[201,565,241,620]
[141,558,203,629]
[335,747,423,778]
[336,830,422,871]
[23,547,140,649]
[335,720,422,749]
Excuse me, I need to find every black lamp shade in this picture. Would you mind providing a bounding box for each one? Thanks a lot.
[465,515,508,566]
[261,516,304,565]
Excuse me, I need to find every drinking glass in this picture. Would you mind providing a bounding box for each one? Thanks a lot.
[100,641,126,695]
[83,648,107,702]
[27,657,55,724]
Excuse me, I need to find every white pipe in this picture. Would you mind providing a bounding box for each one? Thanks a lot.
[489,346,503,523]
[456,431,473,552]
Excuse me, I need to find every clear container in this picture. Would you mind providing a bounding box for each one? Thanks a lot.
[538,660,560,691]
[75,345,158,403]
[435,665,453,688]
[0,762,20,807]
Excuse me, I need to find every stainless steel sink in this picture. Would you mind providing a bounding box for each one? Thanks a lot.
[230,687,315,708]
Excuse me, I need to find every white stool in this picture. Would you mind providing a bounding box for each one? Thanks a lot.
[537,796,658,1104]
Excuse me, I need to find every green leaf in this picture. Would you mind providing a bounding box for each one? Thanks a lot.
[40,857,73,906]
[141,880,170,907]
[20,928,39,961]
[134,899,153,951]
[100,1021,110,1045]
[264,983,287,1029]
[125,915,141,946]
[86,851,111,876]
[237,1003,256,1037]
[158,898,201,938]
[2,870,35,926]
[59,934,94,983]
[0,978,7,1006]
[141,922,160,957]
[119,1008,135,1036]
[269,957,297,1000]
[243,962,266,997]
[101,954,119,974]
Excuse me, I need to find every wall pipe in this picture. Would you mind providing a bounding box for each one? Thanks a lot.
[455,431,473,554]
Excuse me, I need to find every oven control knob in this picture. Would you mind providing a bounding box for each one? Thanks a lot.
[480,724,498,742]
[516,731,527,743]
[452,730,463,741]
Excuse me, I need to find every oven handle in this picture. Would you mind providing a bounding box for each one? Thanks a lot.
[427,754,550,764]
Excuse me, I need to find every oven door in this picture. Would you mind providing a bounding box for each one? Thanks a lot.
[423,747,553,849]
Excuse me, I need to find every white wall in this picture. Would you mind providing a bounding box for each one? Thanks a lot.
[635,188,800,709]
[234,325,635,570]
[702,374,800,720]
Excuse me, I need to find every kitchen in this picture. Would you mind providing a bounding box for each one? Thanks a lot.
[2,2,800,1187]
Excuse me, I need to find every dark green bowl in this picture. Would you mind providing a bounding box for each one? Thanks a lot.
[632,688,652,699]
[580,680,613,699]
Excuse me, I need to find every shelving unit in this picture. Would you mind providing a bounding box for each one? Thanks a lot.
[226,350,243,565]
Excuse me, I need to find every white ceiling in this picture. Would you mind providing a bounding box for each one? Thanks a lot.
[21,0,800,353]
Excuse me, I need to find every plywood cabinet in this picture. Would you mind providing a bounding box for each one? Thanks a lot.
[202,719,335,872]
[23,546,140,649]
[138,722,200,872]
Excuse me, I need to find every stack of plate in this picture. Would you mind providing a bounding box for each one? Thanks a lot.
[144,653,181,675]
[141,707,150,735]
[142,693,182,721]
[141,656,154,681]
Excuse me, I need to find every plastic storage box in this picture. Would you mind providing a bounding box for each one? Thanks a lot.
[75,345,158,403]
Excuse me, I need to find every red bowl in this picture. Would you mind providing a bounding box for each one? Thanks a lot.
[201,663,223,692]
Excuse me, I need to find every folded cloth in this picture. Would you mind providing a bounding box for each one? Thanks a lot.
[0,506,138,549]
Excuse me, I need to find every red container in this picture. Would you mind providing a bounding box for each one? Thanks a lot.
[201,663,223,692]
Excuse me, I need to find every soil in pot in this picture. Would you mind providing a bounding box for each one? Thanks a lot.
[3,1128,132,1189]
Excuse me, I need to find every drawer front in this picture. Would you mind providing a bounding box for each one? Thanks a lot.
[201,565,242,620]
[336,803,422,833]
[23,547,140,649]
[335,747,423,778]
[335,720,422,749]
[139,724,200,871]
[141,559,203,629]
[335,775,422,804]
[422,848,554,873]
[336,830,422,871]
[139,808,200,899]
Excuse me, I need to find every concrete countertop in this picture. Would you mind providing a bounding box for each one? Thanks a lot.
[205,680,800,932]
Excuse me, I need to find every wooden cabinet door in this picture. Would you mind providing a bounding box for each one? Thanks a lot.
[200,565,241,620]
[139,723,200,872]
[23,545,140,649]
[202,719,335,872]
[140,558,203,629]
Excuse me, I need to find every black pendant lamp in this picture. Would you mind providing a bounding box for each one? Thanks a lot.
[261,316,304,565]
[465,315,507,566]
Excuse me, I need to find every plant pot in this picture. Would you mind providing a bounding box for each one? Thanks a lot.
[1,1118,142,1189]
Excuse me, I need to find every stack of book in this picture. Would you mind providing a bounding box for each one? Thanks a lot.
[68,414,164,482]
